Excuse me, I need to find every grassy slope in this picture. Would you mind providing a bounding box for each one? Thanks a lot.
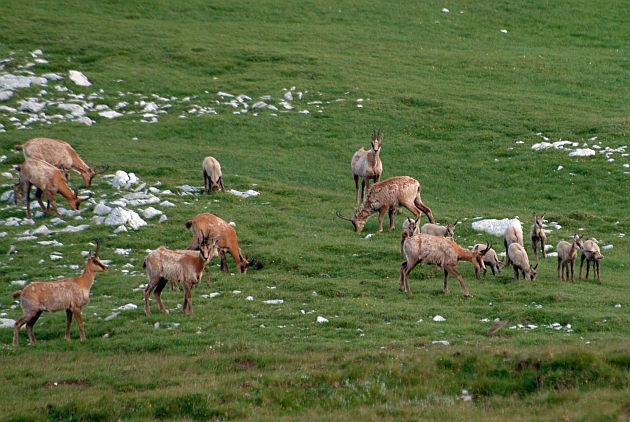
[0,0,629,420]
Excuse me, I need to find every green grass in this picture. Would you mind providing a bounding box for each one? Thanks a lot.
[1,0,630,420]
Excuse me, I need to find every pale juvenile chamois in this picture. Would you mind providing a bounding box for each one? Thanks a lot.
[556,235,584,282]
[337,176,435,234]
[530,213,547,260]
[507,243,538,281]
[504,224,524,267]
[351,128,383,203]
[579,239,604,283]
[14,137,108,187]
[399,232,490,297]
[473,243,504,276]
[202,156,226,194]
[17,158,91,218]
[400,217,420,257]
[186,213,255,274]
[12,240,108,346]
[421,221,457,238]
[143,236,219,316]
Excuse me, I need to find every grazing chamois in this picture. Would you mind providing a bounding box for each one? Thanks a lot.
[473,243,504,276]
[17,158,91,218]
[14,137,108,187]
[143,236,219,316]
[186,213,255,274]
[557,235,584,282]
[399,232,490,297]
[337,176,435,234]
[579,239,604,283]
[507,243,538,281]
[202,156,226,194]
[504,224,524,267]
[400,217,420,257]
[351,128,383,203]
[13,240,108,346]
[530,213,547,260]
[421,221,457,238]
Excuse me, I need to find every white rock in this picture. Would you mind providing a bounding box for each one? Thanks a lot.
[264,300,284,304]
[158,214,168,224]
[11,280,27,286]
[50,254,63,260]
[116,303,138,310]
[104,312,119,321]
[284,91,293,101]
[160,201,176,207]
[0,90,14,101]
[472,217,521,237]
[246,296,254,301]
[111,170,130,188]
[99,110,123,119]
[317,316,329,323]
[31,225,52,236]
[57,225,90,233]
[113,225,127,233]
[69,70,91,86]
[20,101,46,113]
[602,245,613,250]
[42,73,64,81]
[569,148,596,157]
[433,315,446,322]
[432,340,450,346]
[1,172,13,178]
[228,189,260,198]
[0,318,17,329]
[58,103,85,116]
[442,8,449,13]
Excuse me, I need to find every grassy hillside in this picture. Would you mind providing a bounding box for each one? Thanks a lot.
[0,0,629,420]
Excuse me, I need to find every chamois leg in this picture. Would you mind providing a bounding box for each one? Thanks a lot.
[399,262,407,291]
[144,278,157,316]
[594,260,601,283]
[182,282,194,316]
[353,174,360,203]
[585,260,591,280]
[513,266,520,281]
[203,171,209,195]
[504,240,512,267]
[569,259,575,283]
[532,239,538,260]
[204,266,212,286]
[42,190,60,217]
[376,206,389,234]
[25,311,42,345]
[219,177,226,193]
[557,257,563,281]
[579,253,586,279]
[74,310,86,341]
[25,182,33,218]
[443,264,470,297]
[13,313,34,346]
[219,249,231,273]
[363,177,371,202]
[387,208,396,232]
[413,197,435,224]
[400,258,419,295]
[153,278,169,314]
[65,309,73,341]
[541,238,547,258]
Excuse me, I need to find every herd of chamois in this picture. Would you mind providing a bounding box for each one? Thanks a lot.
[9,130,604,345]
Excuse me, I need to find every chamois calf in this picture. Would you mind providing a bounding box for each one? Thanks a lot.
[557,235,584,282]
[400,217,420,256]
[186,213,255,275]
[18,158,91,218]
[421,221,457,238]
[507,243,538,281]
[13,240,108,346]
[530,213,547,260]
[143,236,219,316]
[337,176,435,234]
[351,128,383,203]
[473,243,504,276]
[504,225,524,267]
[399,232,490,297]
[14,137,108,187]
[579,239,604,283]
[202,156,226,194]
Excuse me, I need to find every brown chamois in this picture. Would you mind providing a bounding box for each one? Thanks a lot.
[503,224,524,267]
[399,232,490,297]
[507,243,538,281]
[473,243,504,276]
[186,213,255,274]
[143,236,219,316]
[579,239,604,283]
[421,221,457,238]
[530,213,547,260]
[13,240,108,346]
[18,158,91,218]
[351,128,383,203]
[14,137,108,187]
[336,176,435,234]
[400,217,420,257]
[557,235,584,282]
[202,156,226,194]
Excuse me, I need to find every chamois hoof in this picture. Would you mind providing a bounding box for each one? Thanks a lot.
[464,294,471,298]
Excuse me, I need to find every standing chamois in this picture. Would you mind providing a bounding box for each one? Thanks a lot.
[14,137,108,187]
[337,176,435,234]
[351,128,383,203]
[557,234,584,282]
[530,213,547,260]
[504,224,524,267]
[399,232,490,297]
[17,158,91,218]
[202,156,226,194]
[13,240,108,346]
[507,243,538,281]
[579,239,604,283]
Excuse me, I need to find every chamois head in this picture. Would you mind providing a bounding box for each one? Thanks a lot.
[370,128,383,155]
[533,213,545,229]
[472,241,492,279]
[199,236,219,262]
[526,264,539,282]
[336,208,366,233]
[445,220,457,237]
[403,217,419,236]
[87,239,109,273]
[573,234,585,250]
[83,164,109,188]
[70,189,92,211]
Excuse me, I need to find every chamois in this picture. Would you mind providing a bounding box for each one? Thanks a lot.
[14,137,108,187]
[400,217,420,257]
[336,176,435,234]
[202,156,226,194]
[13,240,108,346]
[18,158,91,218]
[399,232,490,297]
[186,213,255,274]
[504,224,524,267]
[351,128,383,203]
[421,221,457,238]
[579,239,604,283]
[530,213,547,260]
[143,236,219,316]
[557,235,584,282]
[507,243,538,281]
[473,243,504,276]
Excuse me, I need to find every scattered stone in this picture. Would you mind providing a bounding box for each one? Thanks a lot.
[69,70,91,86]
